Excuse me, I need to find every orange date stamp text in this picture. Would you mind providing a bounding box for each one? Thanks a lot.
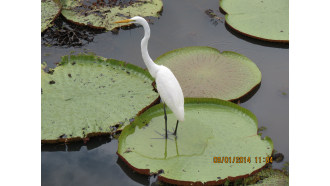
[213,156,273,164]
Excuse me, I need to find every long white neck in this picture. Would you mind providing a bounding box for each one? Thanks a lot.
[140,20,159,78]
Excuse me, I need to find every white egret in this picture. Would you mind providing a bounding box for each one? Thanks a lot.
[115,16,184,138]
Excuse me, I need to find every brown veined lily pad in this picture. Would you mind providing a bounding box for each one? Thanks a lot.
[41,0,62,32]
[155,46,261,102]
[60,0,163,31]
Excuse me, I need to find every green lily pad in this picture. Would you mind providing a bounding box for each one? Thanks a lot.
[117,98,273,185]
[41,54,159,143]
[245,168,289,185]
[220,0,289,42]
[60,0,163,31]
[41,0,62,32]
[155,47,261,101]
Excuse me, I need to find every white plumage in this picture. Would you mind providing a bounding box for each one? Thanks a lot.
[116,16,184,137]
[155,65,184,122]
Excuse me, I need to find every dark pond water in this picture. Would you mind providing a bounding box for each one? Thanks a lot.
[41,0,288,185]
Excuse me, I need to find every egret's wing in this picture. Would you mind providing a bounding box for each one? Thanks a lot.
[155,66,184,121]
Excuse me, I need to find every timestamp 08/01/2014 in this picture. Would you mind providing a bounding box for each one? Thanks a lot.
[213,156,273,164]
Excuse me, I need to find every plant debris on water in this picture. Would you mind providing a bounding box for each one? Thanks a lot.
[42,15,104,47]
[70,0,141,10]
[205,9,224,26]
[272,152,284,162]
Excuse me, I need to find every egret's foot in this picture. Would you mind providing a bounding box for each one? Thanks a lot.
[163,128,172,138]
[173,120,179,136]
[170,128,175,135]
[169,128,176,136]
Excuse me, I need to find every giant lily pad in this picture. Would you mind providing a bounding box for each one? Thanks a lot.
[117,98,273,185]
[155,47,261,101]
[41,54,159,143]
[220,0,289,42]
[60,0,163,31]
[41,0,61,32]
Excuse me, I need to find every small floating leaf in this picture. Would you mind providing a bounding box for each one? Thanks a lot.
[41,54,159,143]
[245,168,289,185]
[41,0,61,32]
[155,47,261,101]
[60,0,163,31]
[118,98,273,184]
[220,0,289,42]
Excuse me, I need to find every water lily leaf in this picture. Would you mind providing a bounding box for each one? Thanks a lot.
[41,0,62,32]
[245,168,289,185]
[117,98,273,185]
[155,47,261,101]
[220,0,289,42]
[60,0,163,31]
[41,54,159,143]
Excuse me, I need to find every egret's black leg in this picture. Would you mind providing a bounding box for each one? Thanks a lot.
[163,103,168,138]
[173,120,179,136]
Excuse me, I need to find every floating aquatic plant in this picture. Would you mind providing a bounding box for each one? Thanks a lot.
[155,46,261,102]
[117,98,273,185]
[220,0,289,42]
[205,9,224,26]
[60,0,163,31]
[41,0,62,32]
[41,54,159,143]
[244,168,289,185]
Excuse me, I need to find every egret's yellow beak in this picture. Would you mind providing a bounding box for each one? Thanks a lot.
[115,19,132,23]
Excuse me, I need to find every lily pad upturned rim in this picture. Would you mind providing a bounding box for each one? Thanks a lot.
[117,98,273,185]
[41,0,62,32]
[41,54,160,144]
[219,0,289,43]
[155,46,262,103]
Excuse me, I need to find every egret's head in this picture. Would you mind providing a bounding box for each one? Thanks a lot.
[115,16,146,25]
